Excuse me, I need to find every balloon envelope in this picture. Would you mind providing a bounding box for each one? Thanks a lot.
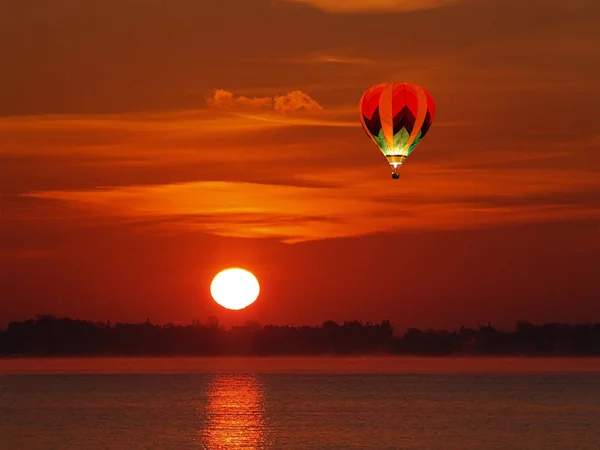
[359,82,435,178]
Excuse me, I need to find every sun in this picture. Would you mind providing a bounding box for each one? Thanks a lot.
[210,268,260,311]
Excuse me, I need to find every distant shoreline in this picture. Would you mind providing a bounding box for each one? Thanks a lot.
[3,316,600,358]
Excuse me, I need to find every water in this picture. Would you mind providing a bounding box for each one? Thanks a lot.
[1,357,600,449]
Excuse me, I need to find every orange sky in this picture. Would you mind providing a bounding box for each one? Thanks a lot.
[1,0,599,329]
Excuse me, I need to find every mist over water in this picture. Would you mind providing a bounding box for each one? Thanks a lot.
[1,357,600,449]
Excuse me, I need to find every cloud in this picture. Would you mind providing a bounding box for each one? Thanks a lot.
[206,89,323,113]
[23,161,600,244]
[206,89,273,110]
[263,54,374,65]
[228,112,355,128]
[273,90,323,113]
[306,55,372,64]
[277,0,462,13]
[0,105,365,197]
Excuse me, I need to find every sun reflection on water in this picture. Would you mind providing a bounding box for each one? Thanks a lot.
[199,375,267,449]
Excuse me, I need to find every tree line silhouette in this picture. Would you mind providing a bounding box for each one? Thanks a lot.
[1,315,600,356]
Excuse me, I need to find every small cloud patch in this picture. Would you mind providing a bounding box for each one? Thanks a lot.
[207,89,323,113]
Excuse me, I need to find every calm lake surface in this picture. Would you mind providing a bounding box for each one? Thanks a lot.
[1,357,600,449]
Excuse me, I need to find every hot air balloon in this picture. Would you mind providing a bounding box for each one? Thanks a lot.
[359,82,436,179]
